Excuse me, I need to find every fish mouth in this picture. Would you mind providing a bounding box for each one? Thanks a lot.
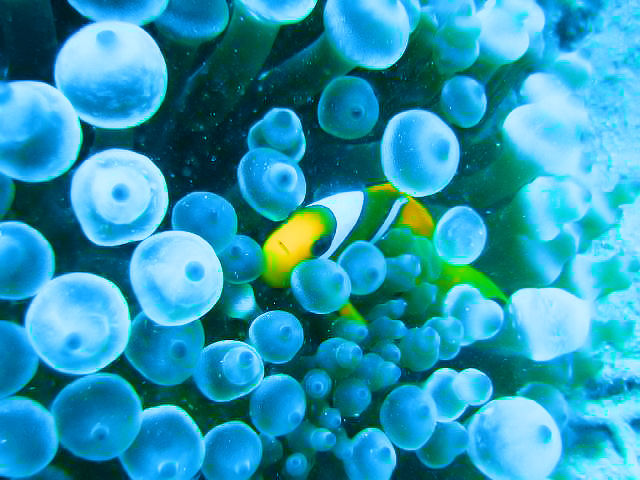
[262,236,298,288]
[278,240,290,256]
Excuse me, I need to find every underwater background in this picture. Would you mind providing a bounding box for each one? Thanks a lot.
[1,0,640,478]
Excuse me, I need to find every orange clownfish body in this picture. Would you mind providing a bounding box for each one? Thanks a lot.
[262,183,506,308]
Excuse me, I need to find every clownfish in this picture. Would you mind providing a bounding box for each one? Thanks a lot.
[262,183,506,305]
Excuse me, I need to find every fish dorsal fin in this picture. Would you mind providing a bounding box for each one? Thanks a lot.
[309,190,364,258]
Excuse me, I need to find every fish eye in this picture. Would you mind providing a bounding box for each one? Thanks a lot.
[311,234,332,258]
